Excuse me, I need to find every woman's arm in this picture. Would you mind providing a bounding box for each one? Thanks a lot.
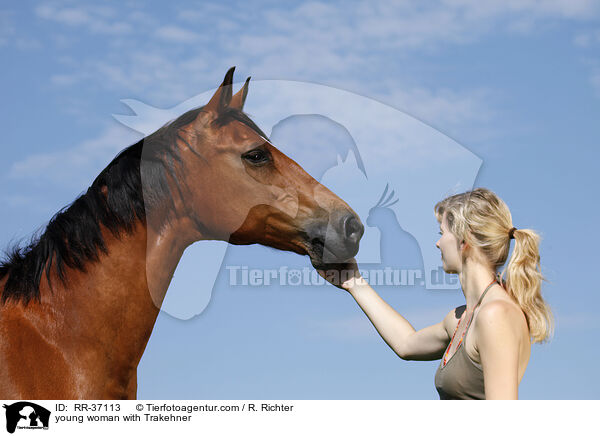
[335,267,454,361]
[475,301,523,399]
[317,259,455,360]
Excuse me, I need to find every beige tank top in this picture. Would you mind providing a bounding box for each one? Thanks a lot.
[434,281,496,400]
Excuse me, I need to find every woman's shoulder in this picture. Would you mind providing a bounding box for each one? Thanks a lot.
[473,294,528,340]
[442,304,466,336]
[481,288,524,315]
[466,287,531,370]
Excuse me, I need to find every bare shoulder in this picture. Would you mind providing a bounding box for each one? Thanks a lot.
[474,298,526,337]
[442,304,466,337]
[478,298,523,320]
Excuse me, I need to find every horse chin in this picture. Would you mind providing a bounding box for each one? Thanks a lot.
[309,256,353,274]
[307,239,355,270]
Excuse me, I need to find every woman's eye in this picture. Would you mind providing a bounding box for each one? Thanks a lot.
[243,149,270,164]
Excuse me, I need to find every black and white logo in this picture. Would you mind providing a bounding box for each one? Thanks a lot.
[3,402,50,434]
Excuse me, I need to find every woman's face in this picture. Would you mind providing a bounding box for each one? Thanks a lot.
[436,212,463,274]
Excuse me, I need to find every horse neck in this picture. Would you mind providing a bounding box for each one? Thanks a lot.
[41,219,193,380]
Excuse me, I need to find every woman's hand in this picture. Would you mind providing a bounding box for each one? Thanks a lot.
[313,257,366,290]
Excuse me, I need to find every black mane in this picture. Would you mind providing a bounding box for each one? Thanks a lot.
[0,105,266,305]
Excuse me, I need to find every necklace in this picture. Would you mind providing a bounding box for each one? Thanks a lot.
[442,278,498,367]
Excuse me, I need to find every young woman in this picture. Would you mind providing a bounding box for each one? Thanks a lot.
[323,188,553,399]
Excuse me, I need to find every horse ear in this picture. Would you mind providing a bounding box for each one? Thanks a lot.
[230,77,250,110]
[205,66,235,113]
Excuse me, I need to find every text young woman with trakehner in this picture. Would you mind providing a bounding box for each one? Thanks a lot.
[321,188,553,399]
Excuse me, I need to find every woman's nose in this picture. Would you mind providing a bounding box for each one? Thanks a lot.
[435,239,440,248]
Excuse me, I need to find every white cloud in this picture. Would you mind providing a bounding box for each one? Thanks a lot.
[49,52,206,102]
[590,70,600,96]
[35,0,600,87]
[572,29,600,97]
[35,4,89,25]
[14,38,42,50]
[574,29,600,47]
[0,11,39,50]
[155,25,200,43]
[0,10,15,47]
[441,0,599,20]
[375,84,494,133]
[34,3,132,35]
[50,73,79,86]
[555,309,600,330]
[8,124,142,187]
[30,0,600,127]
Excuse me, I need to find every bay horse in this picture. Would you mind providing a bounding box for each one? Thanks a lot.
[0,68,364,399]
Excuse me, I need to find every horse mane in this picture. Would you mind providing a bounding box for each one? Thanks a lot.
[0,105,267,306]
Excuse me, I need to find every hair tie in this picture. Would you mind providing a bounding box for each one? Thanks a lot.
[508,227,517,239]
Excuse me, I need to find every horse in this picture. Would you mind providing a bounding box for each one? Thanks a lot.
[0,67,364,399]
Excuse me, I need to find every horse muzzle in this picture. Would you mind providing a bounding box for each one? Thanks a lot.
[305,210,364,265]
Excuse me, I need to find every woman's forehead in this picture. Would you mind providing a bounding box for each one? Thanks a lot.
[440,211,449,227]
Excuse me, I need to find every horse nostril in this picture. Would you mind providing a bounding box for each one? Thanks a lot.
[343,215,364,242]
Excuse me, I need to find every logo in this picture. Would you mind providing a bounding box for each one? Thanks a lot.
[3,402,50,434]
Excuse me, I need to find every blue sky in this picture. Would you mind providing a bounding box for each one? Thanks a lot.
[1,1,599,399]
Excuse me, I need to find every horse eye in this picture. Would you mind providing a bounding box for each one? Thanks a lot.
[242,149,270,165]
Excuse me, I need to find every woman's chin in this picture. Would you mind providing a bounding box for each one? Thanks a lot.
[441,264,458,275]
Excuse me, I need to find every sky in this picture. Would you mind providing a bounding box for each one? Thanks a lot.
[1,0,599,399]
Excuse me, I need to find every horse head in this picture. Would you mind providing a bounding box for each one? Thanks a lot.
[147,67,364,268]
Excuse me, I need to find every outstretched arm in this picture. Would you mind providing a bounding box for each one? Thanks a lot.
[317,260,453,361]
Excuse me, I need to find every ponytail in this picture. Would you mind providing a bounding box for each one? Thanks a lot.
[501,229,554,343]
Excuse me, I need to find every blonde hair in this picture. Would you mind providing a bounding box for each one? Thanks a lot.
[434,188,553,343]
